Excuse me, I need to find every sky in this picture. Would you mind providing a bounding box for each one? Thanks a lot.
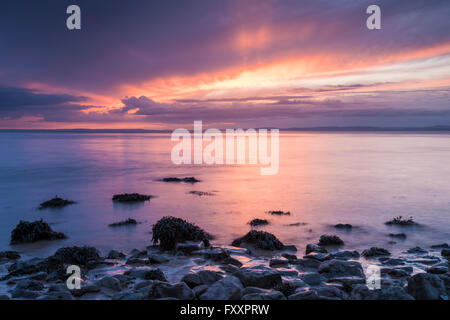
[0,0,449,129]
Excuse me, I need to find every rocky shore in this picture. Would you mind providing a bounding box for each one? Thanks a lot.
[0,224,448,300]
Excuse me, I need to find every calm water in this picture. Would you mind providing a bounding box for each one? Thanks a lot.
[0,132,449,258]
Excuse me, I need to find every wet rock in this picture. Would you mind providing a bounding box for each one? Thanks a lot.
[332,251,360,260]
[125,268,167,281]
[148,253,170,264]
[300,273,326,286]
[48,284,69,292]
[381,267,411,278]
[248,219,269,227]
[231,230,284,250]
[39,196,75,209]
[318,235,344,246]
[318,260,365,278]
[192,284,209,297]
[51,246,103,267]
[305,243,327,254]
[7,258,44,277]
[276,280,307,295]
[288,288,322,300]
[284,245,297,252]
[11,288,40,299]
[37,291,72,300]
[295,258,321,270]
[202,248,242,267]
[175,241,205,255]
[327,277,366,291]
[334,224,352,230]
[388,233,407,239]
[200,276,243,300]
[0,250,21,260]
[361,247,391,257]
[108,218,139,227]
[126,258,149,266]
[442,248,450,257]
[281,253,297,262]
[242,290,286,300]
[112,291,144,300]
[112,193,152,202]
[379,257,405,266]
[385,216,417,226]
[197,270,223,285]
[316,286,349,300]
[97,276,123,291]
[407,273,447,300]
[161,177,200,183]
[430,243,449,249]
[149,282,194,300]
[152,216,212,250]
[303,252,331,262]
[233,266,282,289]
[70,284,101,297]
[10,219,67,244]
[269,258,290,267]
[16,279,44,291]
[407,247,428,254]
[409,257,441,265]
[0,295,10,300]
[107,249,126,260]
[351,284,413,300]
[181,273,203,288]
[427,262,449,275]
[267,210,291,216]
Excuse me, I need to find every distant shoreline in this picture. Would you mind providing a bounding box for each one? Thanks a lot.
[1,126,450,134]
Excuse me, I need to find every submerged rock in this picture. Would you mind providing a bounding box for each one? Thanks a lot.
[267,210,291,216]
[39,196,75,209]
[407,247,428,254]
[248,219,269,227]
[112,193,152,202]
[161,177,200,183]
[152,216,212,250]
[188,191,214,196]
[362,247,391,257]
[318,235,344,246]
[108,218,139,227]
[385,216,417,226]
[389,233,407,239]
[231,230,284,250]
[10,220,67,244]
[430,243,449,249]
[407,273,447,300]
[334,224,352,230]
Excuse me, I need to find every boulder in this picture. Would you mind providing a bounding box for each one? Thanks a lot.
[107,249,126,260]
[97,276,123,291]
[269,258,290,267]
[233,266,282,289]
[248,219,269,227]
[200,276,243,300]
[125,268,167,281]
[242,290,286,300]
[361,247,391,257]
[427,262,449,275]
[0,250,21,260]
[10,220,67,244]
[332,251,360,260]
[148,282,194,300]
[300,272,326,286]
[334,224,352,230]
[351,284,413,300]
[108,218,139,227]
[318,235,344,246]
[407,273,447,300]
[39,196,75,209]
[318,260,365,278]
[231,230,284,250]
[152,216,212,250]
[305,243,327,254]
[407,247,428,255]
[70,284,101,297]
[15,279,44,291]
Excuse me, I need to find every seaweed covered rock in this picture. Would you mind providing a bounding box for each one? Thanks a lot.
[267,210,291,216]
[10,220,67,244]
[112,193,152,203]
[161,177,200,183]
[232,230,285,250]
[152,216,212,250]
[39,196,75,209]
[385,216,417,226]
[248,219,269,227]
[108,218,139,227]
[318,235,344,246]
[51,246,103,266]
